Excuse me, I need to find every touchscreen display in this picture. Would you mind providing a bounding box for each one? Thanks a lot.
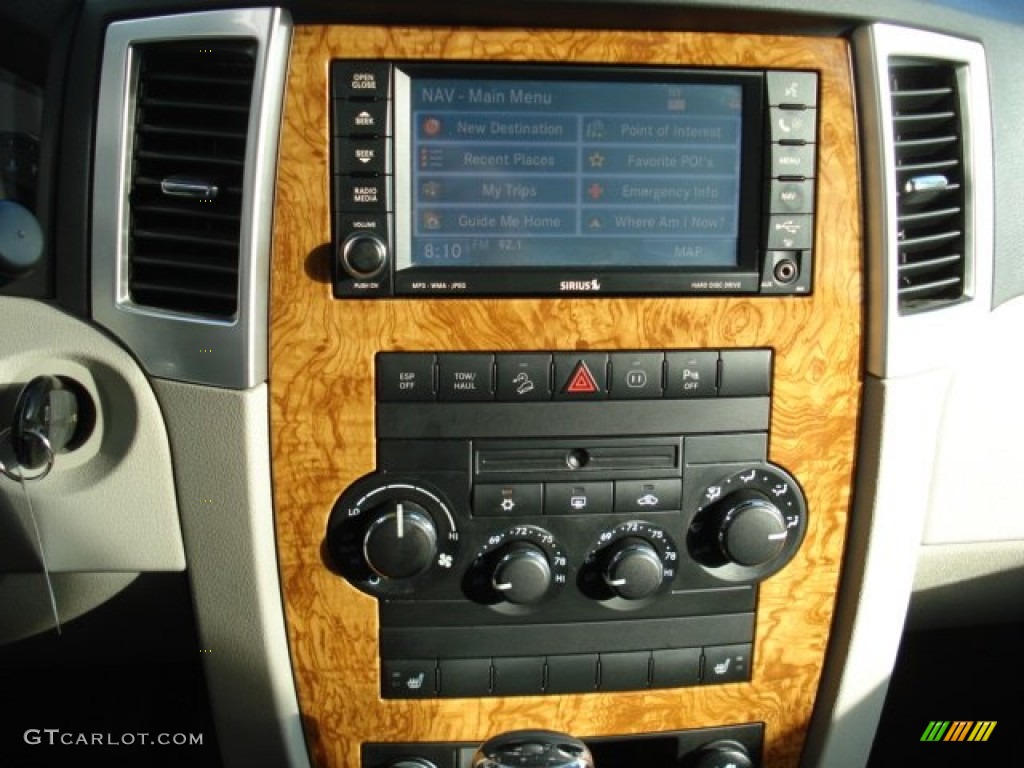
[405,74,744,270]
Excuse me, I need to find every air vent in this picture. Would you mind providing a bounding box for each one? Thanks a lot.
[128,40,257,318]
[888,60,967,314]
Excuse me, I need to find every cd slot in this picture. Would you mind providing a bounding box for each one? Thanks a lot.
[475,440,680,478]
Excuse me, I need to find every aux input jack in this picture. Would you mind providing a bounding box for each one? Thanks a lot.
[773,257,799,284]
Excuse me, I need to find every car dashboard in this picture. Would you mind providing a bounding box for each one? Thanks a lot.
[1,1,1022,767]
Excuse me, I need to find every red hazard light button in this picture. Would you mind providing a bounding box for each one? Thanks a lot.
[554,354,608,400]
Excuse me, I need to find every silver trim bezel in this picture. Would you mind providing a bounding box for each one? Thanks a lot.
[92,9,292,389]
[857,24,994,379]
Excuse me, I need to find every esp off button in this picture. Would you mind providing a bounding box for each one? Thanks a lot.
[377,353,436,402]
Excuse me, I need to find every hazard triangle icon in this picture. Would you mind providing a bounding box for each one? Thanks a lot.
[564,361,600,394]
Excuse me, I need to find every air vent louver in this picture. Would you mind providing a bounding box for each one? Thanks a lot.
[889,60,967,314]
[128,40,256,318]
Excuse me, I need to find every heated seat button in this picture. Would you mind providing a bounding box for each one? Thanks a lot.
[609,352,664,399]
[702,643,752,684]
[615,479,682,513]
[438,354,494,401]
[381,659,437,698]
[664,351,719,398]
[473,484,543,517]
[377,353,435,402]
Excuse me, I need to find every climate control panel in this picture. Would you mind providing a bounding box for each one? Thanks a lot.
[324,349,807,697]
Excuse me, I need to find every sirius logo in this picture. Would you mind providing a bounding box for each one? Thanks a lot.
[559,279,602,291]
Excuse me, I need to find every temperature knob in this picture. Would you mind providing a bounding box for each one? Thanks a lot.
[362,500,437,580]
[600,537,665,601]
[490,542,552,606]
[581,522,678,606]
[464,526,568,612]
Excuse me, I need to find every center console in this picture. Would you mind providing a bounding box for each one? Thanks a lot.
[270,23,861,768]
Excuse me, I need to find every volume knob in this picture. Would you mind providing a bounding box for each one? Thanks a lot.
[339,231,387,279]
[362,500,437,580]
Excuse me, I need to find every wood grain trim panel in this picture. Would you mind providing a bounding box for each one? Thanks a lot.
[271,25,861,768]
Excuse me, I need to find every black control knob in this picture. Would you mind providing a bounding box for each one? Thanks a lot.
[690,740,754,768]
[600,537,665,601]
[716,490,788,567]
[490,542,553,606]
[388,760,437,768]
[362,500,438,580]
[339,231,387,279]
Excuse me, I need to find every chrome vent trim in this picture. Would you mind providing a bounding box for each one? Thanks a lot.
[93,9,292,388]
[128,39,256,319]
[856,25,993,379]
[889,60,967,313]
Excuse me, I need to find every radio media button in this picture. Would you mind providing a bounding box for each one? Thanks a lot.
[334,138,391,176]
[553,353,608,400]
[334,176,390,211]
[331,61,392,101]
[769,179,815,215]
[545,482,613,515]
[664,351,719,399]
[615,479,682,514]
[438,353,494,401]
[609,352,664,400]
[333,99,390,137]
[766,71,818,108]
[766,214,813,250]
[719,350,772,397]
[496,354,552,401]
[473,484,544,517]
[770,144,816,179]
[769,107,817,144]
[377,353,436,402]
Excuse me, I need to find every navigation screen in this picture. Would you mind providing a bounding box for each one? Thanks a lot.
[403,73,746,271]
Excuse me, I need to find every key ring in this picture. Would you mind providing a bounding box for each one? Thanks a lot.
[0,427,55,482]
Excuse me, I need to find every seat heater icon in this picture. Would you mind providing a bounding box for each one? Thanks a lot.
[405,673,426,690]
[714,658,731,675]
